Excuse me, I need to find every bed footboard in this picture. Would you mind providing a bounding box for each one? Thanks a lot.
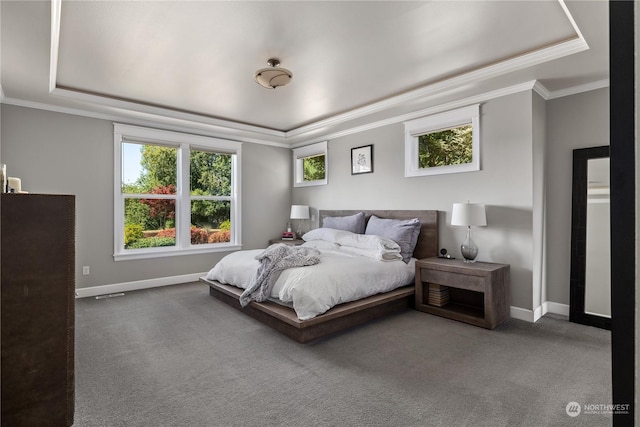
[202,278,414,343]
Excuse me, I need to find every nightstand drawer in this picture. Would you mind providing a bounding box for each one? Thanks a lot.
[420,268,485,292]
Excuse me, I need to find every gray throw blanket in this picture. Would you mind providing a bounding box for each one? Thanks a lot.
[239,244,320,307]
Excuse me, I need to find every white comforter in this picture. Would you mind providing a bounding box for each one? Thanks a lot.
[205,241,415,320]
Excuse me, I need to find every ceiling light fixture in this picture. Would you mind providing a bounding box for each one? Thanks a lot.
[254,58,293,89]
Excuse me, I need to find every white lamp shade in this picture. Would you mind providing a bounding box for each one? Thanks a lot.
[290,205,310,220]
[451,203,487,227]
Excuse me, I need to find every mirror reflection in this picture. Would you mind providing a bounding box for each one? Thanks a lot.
[584,157,611,318]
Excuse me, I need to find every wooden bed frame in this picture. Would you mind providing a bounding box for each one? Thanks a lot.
[201,210,438,343]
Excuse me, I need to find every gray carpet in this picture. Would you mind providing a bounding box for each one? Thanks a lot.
[74,283,612,427]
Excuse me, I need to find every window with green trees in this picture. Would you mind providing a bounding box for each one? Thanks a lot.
[302,154,326,181]
[418,124,472,168]
[293,141,328,187]
[404,104,480,177]
[122,143,178,250]
[114,124,240,260]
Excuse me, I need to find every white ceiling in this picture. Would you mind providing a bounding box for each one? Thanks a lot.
[1,0,608,146]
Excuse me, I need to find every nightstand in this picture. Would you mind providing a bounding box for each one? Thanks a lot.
[415,257,510,329]
[269,239,304,246]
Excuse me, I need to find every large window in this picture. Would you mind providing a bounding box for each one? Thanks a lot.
[293,141,328,187]
[404,104,480,177]
[114,124,241,260]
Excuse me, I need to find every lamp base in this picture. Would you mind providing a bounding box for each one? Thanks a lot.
[460,227,479,263]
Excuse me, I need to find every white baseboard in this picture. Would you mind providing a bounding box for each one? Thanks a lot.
[510,301,571,323]
[543,301,570,317]
[75,272,208,298]
[510,306,536,322]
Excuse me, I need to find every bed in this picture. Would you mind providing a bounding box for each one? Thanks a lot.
[200,210,438,343]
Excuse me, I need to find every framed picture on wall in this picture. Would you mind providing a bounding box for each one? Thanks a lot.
[351,144,373,175]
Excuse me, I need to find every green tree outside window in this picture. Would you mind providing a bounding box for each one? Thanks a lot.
[418,124,472,169]
[303,154,326,181]
[122,144,232,248]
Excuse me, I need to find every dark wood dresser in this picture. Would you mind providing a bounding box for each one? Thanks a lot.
[1,194,75,426]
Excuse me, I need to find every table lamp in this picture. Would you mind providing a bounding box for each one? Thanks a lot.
[290,205,310,238]
[451,202,487,263]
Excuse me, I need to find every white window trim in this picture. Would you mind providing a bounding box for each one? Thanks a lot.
[404,104,480,177]
[293,140,328,187]
[113,123,242,261]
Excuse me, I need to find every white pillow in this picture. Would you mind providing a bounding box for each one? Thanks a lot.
[301,240,340,251]
[302,227,353,244]
[336,233,400,251]
[339,246,403,262]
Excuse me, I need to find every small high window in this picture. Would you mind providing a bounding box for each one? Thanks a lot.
[293,141,328,187]
[404,104,480,177]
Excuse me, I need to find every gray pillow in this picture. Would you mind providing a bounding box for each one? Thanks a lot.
[365,215,421,263]
[322,212,366,234]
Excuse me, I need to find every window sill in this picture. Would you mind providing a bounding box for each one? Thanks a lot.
[405,162,479,178]
[293,179,328,187]
[113,243,242,261]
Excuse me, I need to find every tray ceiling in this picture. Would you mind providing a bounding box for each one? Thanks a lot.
[1,0,608,145]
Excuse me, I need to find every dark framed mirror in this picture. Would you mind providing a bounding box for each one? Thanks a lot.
[569,145,611,330]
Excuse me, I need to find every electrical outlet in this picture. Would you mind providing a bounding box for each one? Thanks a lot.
[82,266,90,275]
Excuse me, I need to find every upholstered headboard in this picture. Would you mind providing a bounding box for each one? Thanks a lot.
[319,210,439,260]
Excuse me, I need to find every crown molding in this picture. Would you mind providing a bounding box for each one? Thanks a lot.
[49,87,287,139]
[532,81,552,100]
[545,79,609,100]
[291,81,541,148]
[290,77,608,147]
[286,34,587,139]
[0,95,291,148]
[3,74,608,150]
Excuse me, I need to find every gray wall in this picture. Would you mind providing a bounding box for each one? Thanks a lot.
[1,86,610,310]
[293,90,538,310]
[0,104,291,289]
[545,87,610,305]
[290,87,610,312]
